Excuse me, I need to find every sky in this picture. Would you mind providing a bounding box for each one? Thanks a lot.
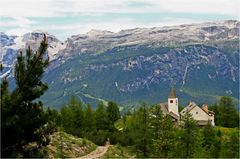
[0,0,239,41]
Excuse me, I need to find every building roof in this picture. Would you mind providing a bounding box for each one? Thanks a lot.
[180,101,198,115]
[208,110,215,115]
[160,102,168,115]
[169,86,176,98]
[180,101,214,117]
[168,111,180,120]
[159,103,179,120]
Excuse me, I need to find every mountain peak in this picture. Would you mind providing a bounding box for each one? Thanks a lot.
[87,29,114,36]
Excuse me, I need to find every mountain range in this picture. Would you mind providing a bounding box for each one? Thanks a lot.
[1,20,239,110]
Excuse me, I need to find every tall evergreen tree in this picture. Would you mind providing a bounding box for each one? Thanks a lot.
[106,101,120,124]
[60,105,74,133]
[1,35,53,157]
[221,131,240,158]
[218,96,238,127]
[60,96,84,136]
[211,129,222,158]
[95,102,109,130]
[149,105,163,140]
[135,104,151,157]
[202,122,216,149]
[83,103,95,132]
[69,96,84,136]
[179,112,199,158]
[153,115,175,158]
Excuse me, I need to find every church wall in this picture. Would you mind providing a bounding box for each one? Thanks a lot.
[168,98,179,116]
[188,106,209,121]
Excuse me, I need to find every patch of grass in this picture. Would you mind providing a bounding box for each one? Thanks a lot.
[103,144,136,158]
[214,126,239,135]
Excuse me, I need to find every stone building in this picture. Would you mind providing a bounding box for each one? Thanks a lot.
[180,102,215,126]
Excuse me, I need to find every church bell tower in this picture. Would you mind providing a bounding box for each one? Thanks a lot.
[168,84,179,116]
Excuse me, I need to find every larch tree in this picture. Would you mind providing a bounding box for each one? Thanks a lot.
[179,112,199,158]
[153,115,175,158]
[218,96,238,128]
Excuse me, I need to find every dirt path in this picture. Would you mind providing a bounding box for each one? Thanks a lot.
[78,145,111,159]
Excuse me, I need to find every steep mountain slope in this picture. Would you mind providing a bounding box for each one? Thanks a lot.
[42,43,239,109]
[1,20,239,109]
[0,31,65,78]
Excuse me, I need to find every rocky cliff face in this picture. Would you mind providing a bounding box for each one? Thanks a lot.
[0,31,65,78]
[65,20,238,51]
[1,20,239,109]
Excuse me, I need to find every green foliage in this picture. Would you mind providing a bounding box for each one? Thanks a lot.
[220,131,240,158]
[179,112,199,158]
[108,101,239,158]
[211,129,222,158]
[218,96,239,128]
[134,104,152,157]
[60,98,121,146]
[202,122,216,149]
[95,102,109,130]
[149,105,163,139]
[211,96,239,128]
[107,101,121,124]
[46,107,61,126]
[1,35,56,157]
[153,116,175,158]
[83,103,95,132]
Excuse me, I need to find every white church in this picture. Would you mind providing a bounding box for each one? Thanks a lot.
[159,85,215,126]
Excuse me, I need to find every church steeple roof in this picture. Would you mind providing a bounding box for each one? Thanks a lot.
[169,83,176,98]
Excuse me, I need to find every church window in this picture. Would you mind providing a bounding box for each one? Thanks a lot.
[170,100,173,103]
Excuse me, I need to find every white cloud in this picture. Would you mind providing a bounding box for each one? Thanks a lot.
[37,17,201,35]
[0,0,239,17]
[6,28,31,36]
[0,16,33,28]
[149,0,239,17]
[1,0,239,40]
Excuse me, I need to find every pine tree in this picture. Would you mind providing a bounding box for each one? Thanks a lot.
[83,103,95,132]
[135,103,151,157]
[95,102,109,130]
[153,115,175,158]
[149,105,163,140]
[106,101,120,124]
[1,35,53,157]
[69,96,84,136]
[60,105,74,133]
[179,112,199,158]
[218,96,238,127]
[211,129,222,158]
[221,131,240,158]
[202,121,216,149]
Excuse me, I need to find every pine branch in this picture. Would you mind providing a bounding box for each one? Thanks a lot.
[16,34,49,95]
